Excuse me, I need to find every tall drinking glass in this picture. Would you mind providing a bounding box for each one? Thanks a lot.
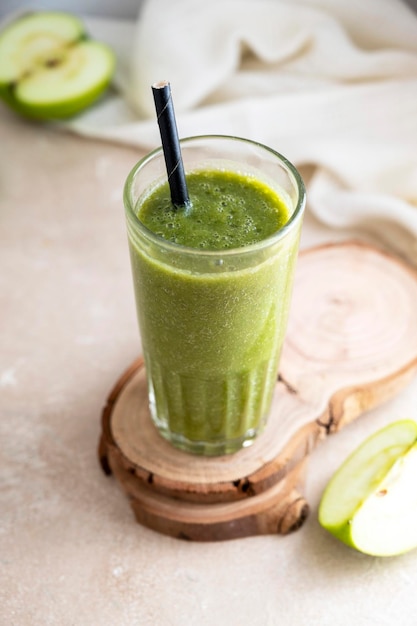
[124,135,305,455]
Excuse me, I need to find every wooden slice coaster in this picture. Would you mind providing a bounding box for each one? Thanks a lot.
[99,241,417,541]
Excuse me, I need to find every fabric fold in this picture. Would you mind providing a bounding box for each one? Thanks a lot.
[56,0,417,259]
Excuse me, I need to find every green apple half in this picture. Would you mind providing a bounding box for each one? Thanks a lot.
[0,11,115,119]
[318,420,417,557]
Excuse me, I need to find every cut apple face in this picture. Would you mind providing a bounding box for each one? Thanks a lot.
[318,420,417,557]
[0,11,115,119]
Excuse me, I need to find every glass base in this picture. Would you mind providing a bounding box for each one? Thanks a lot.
[154,422,264,456]
[146,359,275,456]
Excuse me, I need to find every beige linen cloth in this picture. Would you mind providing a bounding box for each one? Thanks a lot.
[64,0,417,259]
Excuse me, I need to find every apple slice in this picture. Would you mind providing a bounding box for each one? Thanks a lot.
[318,420,417,556]
[0,11,115,119]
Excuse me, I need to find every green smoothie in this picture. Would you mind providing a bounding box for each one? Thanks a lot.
[126,156,304,455]
[138,169,289,249]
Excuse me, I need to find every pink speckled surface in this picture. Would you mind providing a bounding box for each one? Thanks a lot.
[2,103,417,626]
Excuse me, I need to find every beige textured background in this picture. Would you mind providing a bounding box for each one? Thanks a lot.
[2,103,417,626]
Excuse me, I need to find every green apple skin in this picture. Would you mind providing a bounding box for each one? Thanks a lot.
[0,12,115,120]
[318,420,417,557]
[3,42,115,120]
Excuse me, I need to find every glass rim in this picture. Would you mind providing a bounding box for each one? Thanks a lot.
[123,134,306,257]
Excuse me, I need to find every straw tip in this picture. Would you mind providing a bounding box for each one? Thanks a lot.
[152,80,170,90]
